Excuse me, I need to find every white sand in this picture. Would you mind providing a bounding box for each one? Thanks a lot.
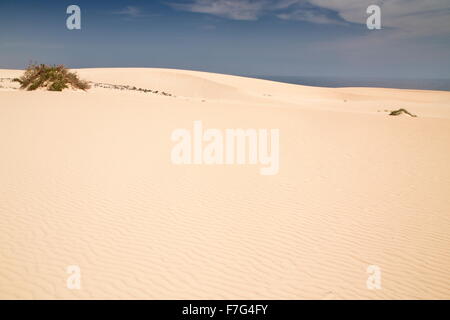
[0,68,449,299]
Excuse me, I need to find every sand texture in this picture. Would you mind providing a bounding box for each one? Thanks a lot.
[1,68,449,299]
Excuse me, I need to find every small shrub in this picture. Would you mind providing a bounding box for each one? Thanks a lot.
[15,63,90,91]
[49,80,68,91]
[389,108,417,117]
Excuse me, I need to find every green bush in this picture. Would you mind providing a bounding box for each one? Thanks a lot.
[14,63,90,91]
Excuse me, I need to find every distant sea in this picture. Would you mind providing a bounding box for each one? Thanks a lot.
[250,76,450,92]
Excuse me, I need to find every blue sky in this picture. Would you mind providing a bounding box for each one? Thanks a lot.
[1,0,449,78]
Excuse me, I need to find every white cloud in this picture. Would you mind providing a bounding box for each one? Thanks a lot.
[277,10,345,25]
[309,0,450,37]
[168,0,270,21]
[112,6,146,18]
[169,0,450,36]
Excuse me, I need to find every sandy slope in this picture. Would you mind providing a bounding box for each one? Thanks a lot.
[0,68,449,299]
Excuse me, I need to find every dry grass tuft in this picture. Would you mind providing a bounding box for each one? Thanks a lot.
[13,63,90,91]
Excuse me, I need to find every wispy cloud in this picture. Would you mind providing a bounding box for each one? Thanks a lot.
[277,9,346,25]
[309,0,450,37]
[166,0,352,24]
[168,0,269,21]
[168,0,450,36]
[111,6,152,19]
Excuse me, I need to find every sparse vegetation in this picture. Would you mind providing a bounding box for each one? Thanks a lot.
[90,82,173,96]
[389,108,417,117]
[13,63,90,91]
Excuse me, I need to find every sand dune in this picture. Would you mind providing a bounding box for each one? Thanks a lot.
[0,68,449,299]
